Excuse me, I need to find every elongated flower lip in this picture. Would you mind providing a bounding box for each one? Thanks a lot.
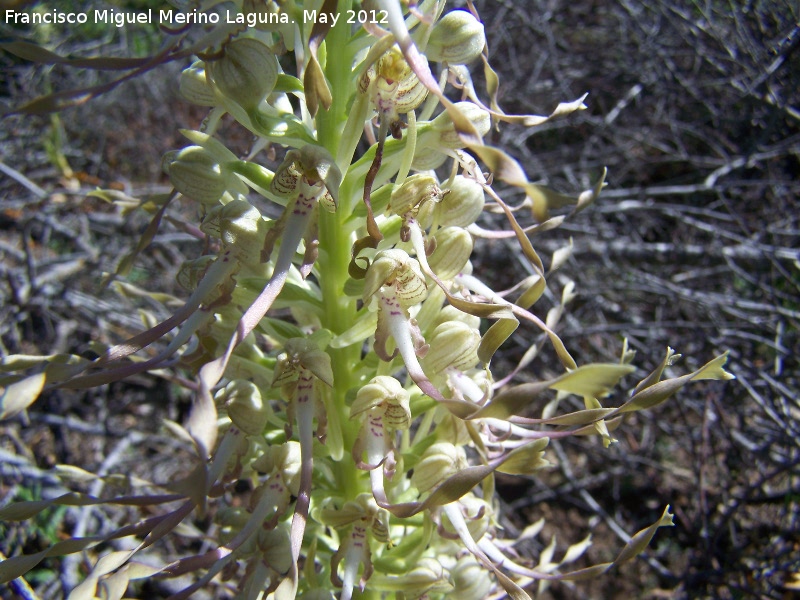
[53,250,240,391]
[333,522,372,600]
[361,249,446,402]
[325,494,387,599]
[440,502,531,600]
[379,293,444,401]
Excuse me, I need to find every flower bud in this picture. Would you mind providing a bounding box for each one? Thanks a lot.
[411,442,467,493]
[178,61,216,106]
[431,305,481,331]
[251,441,302,496]
[423,321,480,375]
[450,555,492,600]
[216,380,269,436]
[206,37,278,111]
[201,200,267,258]
[415,192,437,229]
[432,102,491,149]
[387,174,444,217]
[394,557,453,597]
[257,526,293,574]
[216,506,250,546]
[350,376,411,430]
[426,10,486,65]
[436,175,485,227]
[411,146,449,171]
[391,68,429,116]
[167,146,226,205]
[176,255,216,292]
[427,226,473,280]
[216,506,250,529]
[370,557,453,600]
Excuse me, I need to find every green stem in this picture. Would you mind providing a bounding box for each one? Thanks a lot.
[315,10,388,598]
[316,0,355,159]
[315,0,365,502]
[318,208,362,498]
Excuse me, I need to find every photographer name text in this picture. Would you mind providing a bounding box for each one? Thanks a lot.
[4,8,389,28]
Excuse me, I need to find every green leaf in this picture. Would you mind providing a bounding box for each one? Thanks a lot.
[95,560,163,600]
[547,329,578,370]
[6,80,118,116]
[562,535,593,564]
[472,363,632,422]
[525,184,578,222]
[186,380,218,461]
[0,492,184,523]
[68,550,139,600]
[180,129,239,162]
[558,563,613,582]
[550,238,574,273]
[102,196,172,284]
[0,496,58,521]
[239,278,323,311]
[113,280,183,306]
[251,110,316,146]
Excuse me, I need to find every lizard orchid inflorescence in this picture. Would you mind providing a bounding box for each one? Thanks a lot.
[0,2,733,599]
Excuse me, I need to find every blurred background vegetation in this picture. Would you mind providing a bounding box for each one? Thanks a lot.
[1,0,798,598]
